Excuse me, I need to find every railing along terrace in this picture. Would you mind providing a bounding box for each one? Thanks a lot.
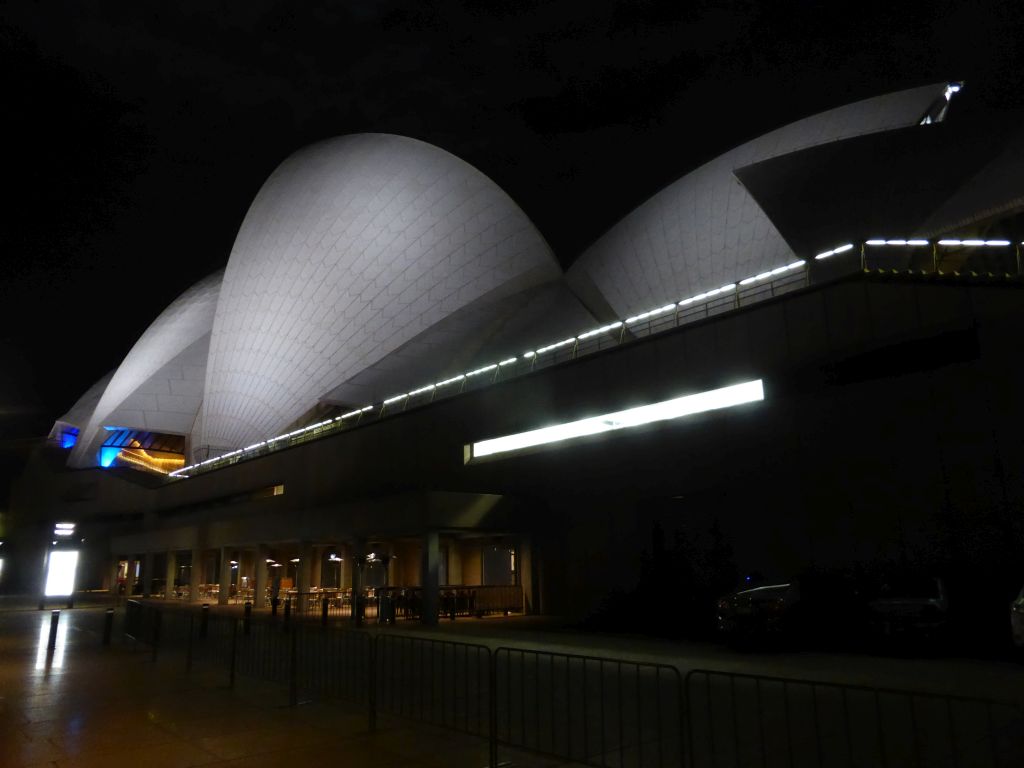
[256,585,523,623]
[170,238,1023,479]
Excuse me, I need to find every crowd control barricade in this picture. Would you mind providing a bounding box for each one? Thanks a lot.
[494,647,684,768]
[374,633,492,738]
[685,668,1024,768]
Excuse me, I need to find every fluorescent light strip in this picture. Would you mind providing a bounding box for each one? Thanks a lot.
[535,339,576,354]
[815,243,854,260]
[576,322,623,341]
[470,379,764,459]
[465,364,498,377]
[939,239,1012,247]
[625,304,676,325]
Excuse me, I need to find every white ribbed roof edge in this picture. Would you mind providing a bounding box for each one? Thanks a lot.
[198,133,561,451]
[567,83,949,318]
[67,271,222,468]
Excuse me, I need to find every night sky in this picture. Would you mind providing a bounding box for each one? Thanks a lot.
[2,1,1022,490]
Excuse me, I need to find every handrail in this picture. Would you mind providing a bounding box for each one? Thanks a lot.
[171,238,1023,479]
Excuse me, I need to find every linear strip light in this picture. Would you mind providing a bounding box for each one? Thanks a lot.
[467,379,764,461]
[937,239,1010,247]
[815,243,855,260]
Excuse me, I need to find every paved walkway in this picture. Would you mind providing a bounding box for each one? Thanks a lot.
[0,607,564,768]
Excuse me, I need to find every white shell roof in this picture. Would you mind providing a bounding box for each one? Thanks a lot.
[566,83,948,318]
[67,271,222,467]
[198,133,561,451]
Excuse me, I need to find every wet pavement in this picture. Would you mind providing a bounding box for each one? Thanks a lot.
[0,607,565,768]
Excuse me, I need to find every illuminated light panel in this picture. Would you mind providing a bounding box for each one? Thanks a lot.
[44,550,79,597]
[116,448,186,475]
[465,364,499,376]
[535,339,576,354]
[498,357,518,366]
[576,322,623,341]
[435,374,466,388]
[382,394,408,405]
[99,446,120,468]
[469,379,764,460]
[625,304,676,325]
[815,243,854,260]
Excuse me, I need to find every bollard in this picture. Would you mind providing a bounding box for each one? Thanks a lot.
[47,610,60,651]
[283,597,291,631]
[243,601,252,635]
[271,596,278,618]
[321,597,328,627]
[102,608,114,645]
[200,603,209,639]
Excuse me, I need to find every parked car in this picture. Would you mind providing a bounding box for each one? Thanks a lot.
[717,581,801,639]
[1011,583,1024,649]
[867,575,948,638]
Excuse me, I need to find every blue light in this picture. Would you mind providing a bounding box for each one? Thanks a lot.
[60,431,78,449]
[99,447,120,468]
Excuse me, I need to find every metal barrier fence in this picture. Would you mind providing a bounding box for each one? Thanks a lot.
[685,669,1024,768]
[376,634,491,737]
[494,647,684,768]
[120,603,1024,768]
[272,585,523,622]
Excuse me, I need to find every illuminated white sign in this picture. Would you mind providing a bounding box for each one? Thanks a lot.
[44,550,79,597]
[468,379,764,460]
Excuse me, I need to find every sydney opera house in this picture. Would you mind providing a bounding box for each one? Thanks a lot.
[9,82,1024,624]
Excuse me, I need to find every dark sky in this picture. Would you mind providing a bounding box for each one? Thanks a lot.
[1,0,1022,483]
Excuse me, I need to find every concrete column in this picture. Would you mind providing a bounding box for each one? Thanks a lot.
[254,546,269,609]
[350,539,364,626]
[164,550,177,599]
[108,557,121,596]
[519,538,535,615]
[141,552,154,598]
[190,548,204,601]
[218,547,232,605]
[297,542,314,594]
[309,546,322,588]
[421,531,440,626]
